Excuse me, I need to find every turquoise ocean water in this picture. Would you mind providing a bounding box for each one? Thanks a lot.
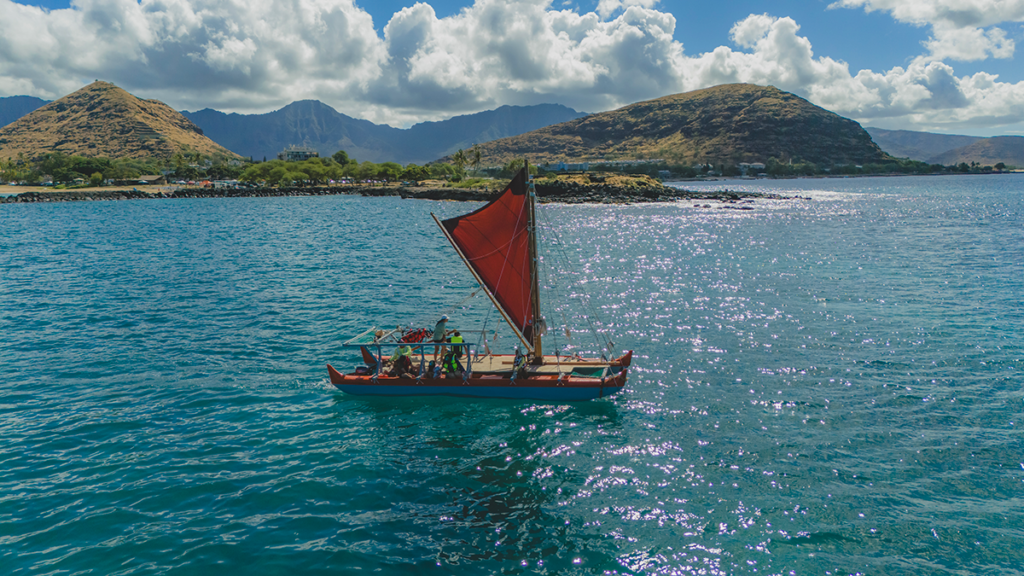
[1,175,1021,575]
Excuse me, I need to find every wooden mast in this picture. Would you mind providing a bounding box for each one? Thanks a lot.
[525,160,544,361]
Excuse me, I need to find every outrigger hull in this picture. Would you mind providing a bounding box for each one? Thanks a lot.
[327,363,627,400]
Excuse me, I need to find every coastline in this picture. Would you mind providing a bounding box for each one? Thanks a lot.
[0,182,800,206]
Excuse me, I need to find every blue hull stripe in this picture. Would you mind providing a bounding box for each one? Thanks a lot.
[334,383,623,401]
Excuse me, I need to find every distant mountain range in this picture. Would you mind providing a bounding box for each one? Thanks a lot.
[864,127,1023,166]
[0,96,51,129]
[181,102,587,165]
[468,84,890,166]
[0,82,236,161]
[928,136,1024,166]
[1,91,585,164]
[864,128,982,162]
[2,83,1021,167]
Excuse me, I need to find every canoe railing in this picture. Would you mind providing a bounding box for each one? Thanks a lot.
[342,340,474,379]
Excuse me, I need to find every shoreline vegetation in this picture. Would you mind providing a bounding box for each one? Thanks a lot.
[3,148,1019,208]
[4,167,1021,206]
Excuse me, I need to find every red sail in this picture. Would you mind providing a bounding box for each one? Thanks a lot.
[440,169,534,342]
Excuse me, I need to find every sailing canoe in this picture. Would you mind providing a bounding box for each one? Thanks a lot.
[327,351,631,400]
[327,165,632,400]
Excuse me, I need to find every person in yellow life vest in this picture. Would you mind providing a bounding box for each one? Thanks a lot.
[449,331,464,359]
[388,345,414,378]
[442,348,464,378]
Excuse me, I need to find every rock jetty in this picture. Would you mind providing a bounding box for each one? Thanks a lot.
[1,182,798,205]
[531,180,796,204]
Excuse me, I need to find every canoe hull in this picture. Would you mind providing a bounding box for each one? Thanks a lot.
[327,363,627,401]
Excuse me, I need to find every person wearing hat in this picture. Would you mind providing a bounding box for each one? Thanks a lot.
[432,315,451,361]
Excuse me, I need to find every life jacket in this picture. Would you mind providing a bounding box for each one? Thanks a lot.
[443,352,461,373]
[450,334,464,358]
[400,328,430,343]
[513,351,527,373]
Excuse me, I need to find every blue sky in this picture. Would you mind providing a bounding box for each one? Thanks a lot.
[2,0,1024,135]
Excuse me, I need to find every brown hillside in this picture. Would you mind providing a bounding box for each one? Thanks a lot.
[0,81,239,161]
[469,84,890,166]
[928,136,1024,167]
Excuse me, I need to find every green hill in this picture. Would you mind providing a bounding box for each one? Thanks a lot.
[0,82,238,161]
[469,84,890,167]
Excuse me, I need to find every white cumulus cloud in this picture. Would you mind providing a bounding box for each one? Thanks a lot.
[831,0,1024,62]
[0,0,386,114]
[369,0,688,124]
[595,0,659,19]
[0,0,1023,135]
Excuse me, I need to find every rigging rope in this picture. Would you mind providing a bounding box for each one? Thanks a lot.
[535,204,616,357]
[400,288,482,333]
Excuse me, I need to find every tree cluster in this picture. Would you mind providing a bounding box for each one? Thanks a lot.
[0,150,249,186]
[496,158,538,178]
[0,146,479,189]
[237,152,463,187]
[168,151,246,181]
[587,157,1013,179]
[0,153,168,186]
[765,158,988,177]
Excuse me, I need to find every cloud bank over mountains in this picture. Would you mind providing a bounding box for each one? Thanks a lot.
[831,0,1024,62]
[1,0,1022,133]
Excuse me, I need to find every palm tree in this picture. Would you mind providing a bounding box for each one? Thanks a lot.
[471,145,482,176]
[452,149,468,180]
[0,158,13,184]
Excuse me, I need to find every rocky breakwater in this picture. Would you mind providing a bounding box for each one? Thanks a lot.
[168,185,496,202]
[1,189,156,203]
[0,185,501,204]
[0,185,395,203]
[2,181,803,206]
[166,185,357,199]
[533,178,798,206]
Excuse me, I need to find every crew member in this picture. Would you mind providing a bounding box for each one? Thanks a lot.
[442,349,464,378]
[388,345,414,378]
[449,330,464,359]
[432,315,450,360]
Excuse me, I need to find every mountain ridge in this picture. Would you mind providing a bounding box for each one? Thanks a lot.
[0,82,238,161]
[864,127,983,162]
[182,100,398,162]
[865,127,1022,166]
[928,136,1024,166]
[1,96,50,129]
[5,82,1017,168]
[181,102,587,164]
[467,84,890,167]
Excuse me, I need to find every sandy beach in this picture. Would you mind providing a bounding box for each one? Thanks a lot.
[0,184,179,197]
